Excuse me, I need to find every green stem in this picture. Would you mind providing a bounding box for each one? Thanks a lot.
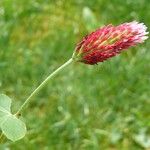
[15,58,73,115]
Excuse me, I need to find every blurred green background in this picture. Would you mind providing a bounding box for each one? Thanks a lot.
[0,0,150,149]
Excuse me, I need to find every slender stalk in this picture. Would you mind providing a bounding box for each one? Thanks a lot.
[15,58,73,115]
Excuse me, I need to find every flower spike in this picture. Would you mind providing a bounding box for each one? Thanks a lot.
[73,21,149,65]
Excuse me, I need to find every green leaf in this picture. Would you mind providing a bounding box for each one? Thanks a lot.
[0,94,27,142]
[0,94,11,113]
[1,115,26,142]
[0,94,12,126]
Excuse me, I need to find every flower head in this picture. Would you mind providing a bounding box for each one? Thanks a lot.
[73,21,148,65]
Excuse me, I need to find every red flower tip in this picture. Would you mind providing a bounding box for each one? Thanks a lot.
[73,21,149,65]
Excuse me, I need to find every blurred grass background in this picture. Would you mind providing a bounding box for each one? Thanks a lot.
[0,0,150,149]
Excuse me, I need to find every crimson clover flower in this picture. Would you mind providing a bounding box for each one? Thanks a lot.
[73,21,148,65]
[0,21,148,142]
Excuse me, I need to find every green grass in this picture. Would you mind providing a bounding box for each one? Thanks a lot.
[0,0,150,149]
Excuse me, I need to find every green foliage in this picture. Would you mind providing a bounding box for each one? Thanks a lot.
[0,94,12,124]
[0,0,150,149]
[1,114,26,142]
[0,94,26,142]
